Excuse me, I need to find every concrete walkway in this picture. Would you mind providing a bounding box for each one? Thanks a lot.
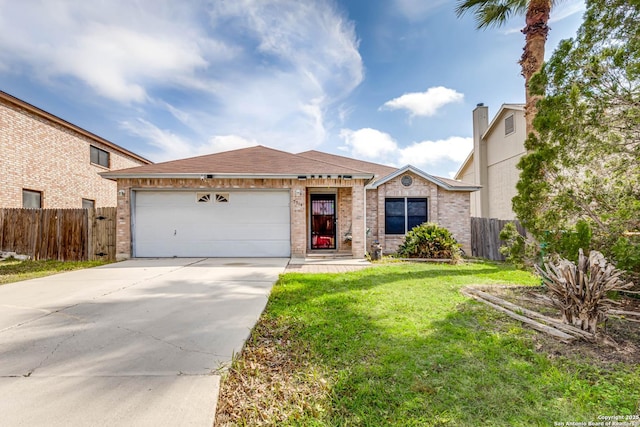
[0,258,288,427]
[285,257,373,273]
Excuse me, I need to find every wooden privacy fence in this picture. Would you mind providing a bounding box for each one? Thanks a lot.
[0,207,117,261]
[471,217,526,261]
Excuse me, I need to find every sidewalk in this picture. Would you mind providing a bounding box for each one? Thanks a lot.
[285,257,373,273]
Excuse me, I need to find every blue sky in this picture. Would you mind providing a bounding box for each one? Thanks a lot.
[0,0,585,178]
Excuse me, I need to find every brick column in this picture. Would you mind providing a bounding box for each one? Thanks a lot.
[290,185,307,257]
[115,180,132,260]
[351,182,366,258]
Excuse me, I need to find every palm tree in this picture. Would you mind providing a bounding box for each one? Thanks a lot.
[456,0,557,136]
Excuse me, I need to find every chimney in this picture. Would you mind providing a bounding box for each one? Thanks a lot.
[472,104,489,217]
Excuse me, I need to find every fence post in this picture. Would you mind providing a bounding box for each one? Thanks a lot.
[87,208,95,261]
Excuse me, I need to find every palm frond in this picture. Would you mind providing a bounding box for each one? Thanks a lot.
[456,0,530,29]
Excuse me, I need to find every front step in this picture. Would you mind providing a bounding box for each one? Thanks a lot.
[305,251,352,259]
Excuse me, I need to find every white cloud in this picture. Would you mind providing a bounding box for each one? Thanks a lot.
[120,119,195,161]
[212,0,363,98]
[382,86,464,117]
[121,119,258,162]
[398,137,473,168]
[550,0,586,23]
[206,135,258,153]
[0,1,223,103]
[339,128,398,163]
[339,129,472,175]
[0,0,363,157]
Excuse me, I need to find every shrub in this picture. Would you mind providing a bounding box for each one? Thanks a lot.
[499,222,526,267]
[499,222,540,269]
[541,219,593,263]
[397,222,461,260]
[611,235,640,275]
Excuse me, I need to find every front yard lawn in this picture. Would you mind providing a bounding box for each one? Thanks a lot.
[0,258,110,285]
[216,261,640,426]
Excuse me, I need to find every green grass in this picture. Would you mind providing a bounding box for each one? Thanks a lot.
[0,258,110,285]
[217,262,640,426]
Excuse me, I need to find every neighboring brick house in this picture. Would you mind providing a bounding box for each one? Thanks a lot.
[0,90,150,209]
[455,103,526,220]
[102,146,479,260]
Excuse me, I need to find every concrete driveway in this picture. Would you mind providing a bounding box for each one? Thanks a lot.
[0,257,289,426]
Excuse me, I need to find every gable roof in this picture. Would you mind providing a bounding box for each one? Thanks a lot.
[0,90,151,164]
[102,145,375,179]
[371,165,480,191]
[454,151,474,181]
[103,145,479,191]
[300,150,478,190]
[483,103,524,139]
[453,103,525,180]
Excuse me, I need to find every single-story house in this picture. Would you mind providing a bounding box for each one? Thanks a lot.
[102,146,480,260]
[0,90,151,208]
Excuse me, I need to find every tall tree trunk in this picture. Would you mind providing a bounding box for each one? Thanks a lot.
[519,0,551,137]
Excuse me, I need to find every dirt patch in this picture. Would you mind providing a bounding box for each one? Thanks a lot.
[477,285,640,366]
[215,318,329,426]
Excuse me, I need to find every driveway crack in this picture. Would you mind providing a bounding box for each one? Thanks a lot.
[24,331,78,377]
[116,326,216,356]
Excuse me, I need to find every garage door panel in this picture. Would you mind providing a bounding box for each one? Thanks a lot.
[197,224,290,240]
[194,208,289,224]
[134,191,291,257]
[135,216,290,239]
[135,240,290,258]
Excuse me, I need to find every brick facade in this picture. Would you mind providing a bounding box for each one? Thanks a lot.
[113,172,471,260]
[366,171,472,255]
[0,93,148,208]
[114,177,367,260]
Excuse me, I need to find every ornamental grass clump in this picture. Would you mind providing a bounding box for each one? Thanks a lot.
[536,249,634,334]
[397,222,462,261]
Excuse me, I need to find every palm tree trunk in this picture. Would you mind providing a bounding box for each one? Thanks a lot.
[519,0,551,137]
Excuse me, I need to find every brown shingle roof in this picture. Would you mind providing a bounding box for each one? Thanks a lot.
[298,150,477,189]
[297,150,397,179]
[103,145,477,190]
[102,145,374,178]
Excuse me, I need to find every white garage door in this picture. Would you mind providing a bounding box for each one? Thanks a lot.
[133,190,291,257]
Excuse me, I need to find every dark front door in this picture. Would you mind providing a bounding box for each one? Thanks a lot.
[310,194,336,250]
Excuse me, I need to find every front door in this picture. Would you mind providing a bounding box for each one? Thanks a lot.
[310,194,336,250]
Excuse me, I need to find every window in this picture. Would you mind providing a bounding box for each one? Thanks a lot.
[505,114,515,135]
[23,189,42,209]
[90,145,110,168]
[82,198,95,209]
[401,175,413,187]
[385,198,427,235]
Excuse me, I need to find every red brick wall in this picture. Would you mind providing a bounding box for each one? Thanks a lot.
[366,172,472,255]
[437,190,472,254]
[0,98,146,208]
[110,174,469,260]
[114,177,367,260]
